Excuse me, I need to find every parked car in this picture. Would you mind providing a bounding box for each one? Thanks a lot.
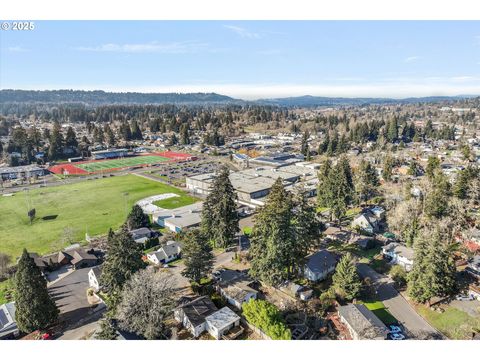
[389,325,402,333]
[455,293,474,301]
[388,333,406,340]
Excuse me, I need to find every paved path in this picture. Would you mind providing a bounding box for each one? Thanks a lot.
[356,263,442,339]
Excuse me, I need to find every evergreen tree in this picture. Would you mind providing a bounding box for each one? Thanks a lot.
[181,229,214,284]
[130,120,143,140]
[14,249,58,333]
[382,154,394,182]
[249,178,294,285]
[331,253,361,301]
[408,225,456,303]
[48,121,64,160]
[300,130,309,157]
[200,166,239,248]
[100,227,146,303]
[65,126,78,149]
[355,160,380,204]
[426,156,440,180]
[125,204,151,230]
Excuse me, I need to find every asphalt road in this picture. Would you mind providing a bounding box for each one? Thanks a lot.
[356,263,442,339]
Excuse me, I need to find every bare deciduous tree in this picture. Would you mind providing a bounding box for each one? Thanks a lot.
[116,267,176,339]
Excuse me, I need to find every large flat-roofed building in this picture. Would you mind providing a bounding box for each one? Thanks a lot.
[0,165,46,180]
[91,148,129,160]
[186,164,318,208]
[152,202,203,233]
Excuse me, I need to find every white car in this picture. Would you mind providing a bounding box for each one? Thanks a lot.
[389,333,406,340]
[455,294,474,301]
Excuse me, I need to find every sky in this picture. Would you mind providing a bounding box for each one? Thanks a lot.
[1,21,480,99]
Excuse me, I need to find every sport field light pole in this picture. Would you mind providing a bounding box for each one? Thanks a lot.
[123,192,129,219]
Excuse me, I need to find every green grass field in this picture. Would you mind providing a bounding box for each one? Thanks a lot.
[153,196,198,209]
[77,155,169,172]
[0,174,196,260]
[362,300,398,325]
[416,304,480,339]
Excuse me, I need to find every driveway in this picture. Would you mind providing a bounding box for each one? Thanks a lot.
[163,250,235,294]
[356,263,442,339]
[48,267,105,334]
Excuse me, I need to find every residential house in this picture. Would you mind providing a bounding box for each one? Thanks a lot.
[338,303,389,340]
[466,255,480,280]
[351,210,381,234]
[323,226,352,242]
[382,243,414,271]
[129,227,157,246]
[28,248,99,272]
[147,241,181,265]
[0,302,19,340]
[304,250,337,282]
[205,306,241,340]
[215,269,258,310]
[88,266,102,292]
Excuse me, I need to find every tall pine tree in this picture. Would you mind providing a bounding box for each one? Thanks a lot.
[15,249,58,333]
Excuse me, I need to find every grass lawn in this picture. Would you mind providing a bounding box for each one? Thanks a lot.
[77,155,169,172]
[0,278,14,305]
[0,174,194,260]
[153,195,198,209]
[415,304,480,339]
[242,226,252,235]
[361,300,398,325]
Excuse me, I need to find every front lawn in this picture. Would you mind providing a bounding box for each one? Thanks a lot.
[361,300,398,325]
[415,304,480,339]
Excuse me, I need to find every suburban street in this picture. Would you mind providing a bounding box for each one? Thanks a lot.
[356,263,442,339]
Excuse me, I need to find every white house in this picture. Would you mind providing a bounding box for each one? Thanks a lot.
[88,266,102,292]
[174,296,218,338]
[382,243,414,271]
[147,241,181,265]
[0,302,19,340]
[174,296,242,339]
[205,306,241,340]
[215,269,258,310]
[351,212,379,234]
[304,250,337,282]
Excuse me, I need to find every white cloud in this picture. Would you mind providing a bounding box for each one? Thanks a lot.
[7,46,29,52]
[404,56,421,63]
[74,41,209,54]
[223,25,261,39]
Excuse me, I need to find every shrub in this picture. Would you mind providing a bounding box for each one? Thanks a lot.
[242,299,291,340]
[389,265,407,288]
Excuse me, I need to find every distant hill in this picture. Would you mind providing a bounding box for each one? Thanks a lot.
[0,89,239,105]
[255,95,478,107]
[0,89,477,107]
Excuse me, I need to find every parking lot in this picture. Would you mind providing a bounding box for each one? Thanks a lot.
[150,158,225,181]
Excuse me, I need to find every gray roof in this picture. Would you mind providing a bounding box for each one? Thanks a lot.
[382,243,414,261]
[0,302,17,339]
[176,296,218,327]
[338,304,389,339]
[205,306,240,330]
[305,250,337,275]
[129,227,153,239]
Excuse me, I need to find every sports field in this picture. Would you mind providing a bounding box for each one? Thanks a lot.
[77,155,169,172]
[0,174,197,260]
